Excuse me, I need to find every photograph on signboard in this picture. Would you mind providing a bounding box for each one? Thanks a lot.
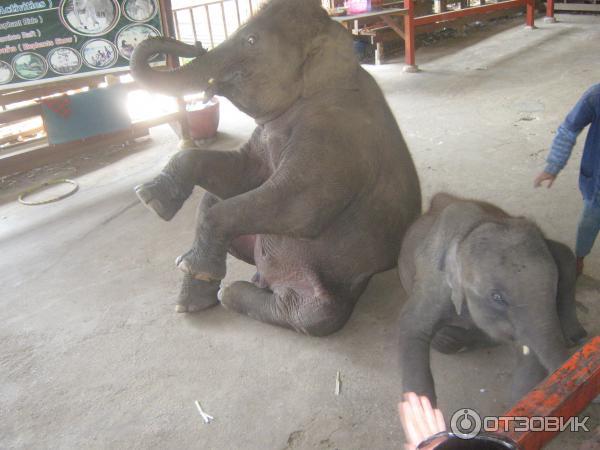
[48,47,83,75]
[116,24,160,60]
[0,61,14,85]
[81,39,119,69]
[1,0,165,90]
[60,0,121,37]
[12,53,48,81]
[123,0,157,22]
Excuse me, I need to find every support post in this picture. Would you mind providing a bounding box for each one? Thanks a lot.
[544,0,556,22]
[375,42,384,65]
[525,0,535,28]
[403,0,419,72]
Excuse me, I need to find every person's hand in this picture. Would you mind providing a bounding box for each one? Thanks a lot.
[534,171,557,188]
[398,392,446,450]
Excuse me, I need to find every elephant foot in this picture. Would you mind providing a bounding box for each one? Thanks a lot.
[218,281,353,337]
[565,322,588,346]
[134,172,190,221]
[432,326,493,354]
[176,274,220,313]
[218,281,256,312]
[432,326,469,354]
[176,247,226,281]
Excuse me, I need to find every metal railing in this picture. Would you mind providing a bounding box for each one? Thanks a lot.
[171,0,266,49]
[171,0,333,49]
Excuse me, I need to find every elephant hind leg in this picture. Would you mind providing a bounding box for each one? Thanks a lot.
[219,281,354,336]
[431,326,494,354]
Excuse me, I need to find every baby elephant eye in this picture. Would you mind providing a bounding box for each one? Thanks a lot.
[491,292,508,306]
[247,35,257,45]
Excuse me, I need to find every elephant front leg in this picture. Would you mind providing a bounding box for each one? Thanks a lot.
[176,274,220,313]
[177,167,355,281]
[135,146,263,221]
[218,281,354,336]
[398,283,453,406]
[399,327,437,404]
[176,192,257,310]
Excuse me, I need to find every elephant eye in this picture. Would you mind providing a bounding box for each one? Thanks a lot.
[491,291,508,306]
[247,35,257,45]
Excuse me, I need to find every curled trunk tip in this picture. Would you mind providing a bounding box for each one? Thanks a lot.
[130,37,207,97]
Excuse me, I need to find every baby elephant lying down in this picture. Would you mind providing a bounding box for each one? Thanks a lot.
[398,193,587,405]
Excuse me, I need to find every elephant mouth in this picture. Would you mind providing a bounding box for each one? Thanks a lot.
[205,70,244,100]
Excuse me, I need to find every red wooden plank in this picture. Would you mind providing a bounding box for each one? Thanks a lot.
[546,0,555,18]
[404,0,416,66]
[500,336,600,450]
[526,0,535,26]
[414,0,523,25]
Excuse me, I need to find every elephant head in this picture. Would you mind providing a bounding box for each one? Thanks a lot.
[438,204,580,376]
[130,0,358,121]
[398,197,586,404]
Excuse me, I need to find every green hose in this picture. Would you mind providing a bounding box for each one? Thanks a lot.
[18,178,79,206]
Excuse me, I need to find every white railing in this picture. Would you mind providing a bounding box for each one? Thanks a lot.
[171,0,333,49]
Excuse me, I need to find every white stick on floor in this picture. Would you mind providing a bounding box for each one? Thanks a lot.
[194,400,214,424]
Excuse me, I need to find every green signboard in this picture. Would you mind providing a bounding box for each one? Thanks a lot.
[0,0,164,91]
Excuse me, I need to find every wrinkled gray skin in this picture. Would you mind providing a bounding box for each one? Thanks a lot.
[398,193,586,405]
[130,0,421,336]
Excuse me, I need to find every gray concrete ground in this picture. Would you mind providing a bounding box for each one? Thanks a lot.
[2,13,600,450]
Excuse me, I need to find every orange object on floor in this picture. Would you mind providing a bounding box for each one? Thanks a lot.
[499,336,600,449]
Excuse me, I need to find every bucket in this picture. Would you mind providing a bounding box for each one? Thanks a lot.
[345,0,370,14]
[417,432,520,449]
[186,97,220,140]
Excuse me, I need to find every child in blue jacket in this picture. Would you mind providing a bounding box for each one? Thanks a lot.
[535,83,600,276]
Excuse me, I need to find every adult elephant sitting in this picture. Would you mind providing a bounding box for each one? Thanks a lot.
[131,0,421,336]
[398,193,587,404]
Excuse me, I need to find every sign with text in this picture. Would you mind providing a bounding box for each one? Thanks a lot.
[0,0,164,91]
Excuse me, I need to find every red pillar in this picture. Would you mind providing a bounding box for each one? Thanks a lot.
[525,0,535,28]
[403,0,418,71]
[546,0,556,21]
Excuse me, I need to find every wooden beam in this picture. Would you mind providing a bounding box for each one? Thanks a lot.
[500,336,600,450]
[553,2,600,10]
[414,0,523,26]
[380,15,405,38]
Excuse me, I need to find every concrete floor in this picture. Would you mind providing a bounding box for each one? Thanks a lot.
[2,13,600,450]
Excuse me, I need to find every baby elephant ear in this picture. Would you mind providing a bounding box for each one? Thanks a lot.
[442,239,466,315]
[302,22,358,98]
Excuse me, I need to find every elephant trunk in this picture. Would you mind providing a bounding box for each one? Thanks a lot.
[518,316,570,374]
[130,37,209,97]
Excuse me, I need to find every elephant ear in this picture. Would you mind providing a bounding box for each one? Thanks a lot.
[302,22,359,98]
[443,238,466,315]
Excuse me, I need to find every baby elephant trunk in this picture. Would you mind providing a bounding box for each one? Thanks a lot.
[519,318,570,375]
[130,36,208,97]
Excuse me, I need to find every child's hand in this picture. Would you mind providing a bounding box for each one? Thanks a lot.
[534,171,557,188]
[398,392,446,450]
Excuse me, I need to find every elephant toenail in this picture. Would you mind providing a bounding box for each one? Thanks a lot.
[177,259,192,274]
[175,304,188,313]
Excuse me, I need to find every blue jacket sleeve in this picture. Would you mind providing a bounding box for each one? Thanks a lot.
[545,88,597,175]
